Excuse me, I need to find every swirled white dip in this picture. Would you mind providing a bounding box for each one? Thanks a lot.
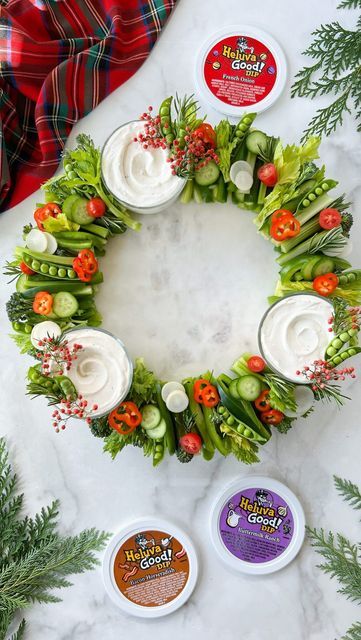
[259,294,334,382]
[101,121,184,208]
[65,328,132,417]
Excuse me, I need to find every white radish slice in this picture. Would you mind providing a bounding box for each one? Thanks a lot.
[230,160,253,179]
[161,381,185,402]
[31,321,62,349]
[284,385,314,418]
[234,170,253,192]
[43,232,58,254]
[26,228,48,253]
[166,390,189,413]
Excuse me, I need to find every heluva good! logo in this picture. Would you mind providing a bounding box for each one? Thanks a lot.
[203,34,278,108]
[113,529,190,607]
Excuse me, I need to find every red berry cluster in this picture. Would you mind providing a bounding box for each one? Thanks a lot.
[167,128,219,177]
[296,359,356,391]
[36,337,82,376]
[134,107,168,151]
[328,306,361,333]
[51,395,99,432]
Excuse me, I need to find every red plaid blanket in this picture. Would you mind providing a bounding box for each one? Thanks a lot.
[0,0,177,211]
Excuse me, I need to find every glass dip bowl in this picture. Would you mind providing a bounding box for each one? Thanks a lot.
[258,292,334,384]
[63,327,133,418]
[101,120,185,214]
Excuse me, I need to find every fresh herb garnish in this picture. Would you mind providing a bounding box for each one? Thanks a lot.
[127,357,158,407]
[263,372,297,413]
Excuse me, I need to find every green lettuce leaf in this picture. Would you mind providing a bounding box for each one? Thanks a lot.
[43,213,79,233]
[127,358,158,406]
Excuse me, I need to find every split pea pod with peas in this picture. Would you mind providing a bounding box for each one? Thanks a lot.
[327,346,361,367]
[158,97,174,145]
[325,327,360,359]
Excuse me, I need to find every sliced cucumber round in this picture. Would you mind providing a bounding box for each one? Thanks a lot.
[16,274,29,294]
[301,256,323,280]
[165,390,189,413]
[236,375,262,401]
[161,381,184,403]
[245,130,268,155]
[71,197,94,225]
[146,419,167,440]
[62,194,80,221]
[229,379,240,400]
[194,161,220,186]
[141,405,162,430]
[53,292,79,318]
[312,256,335,277]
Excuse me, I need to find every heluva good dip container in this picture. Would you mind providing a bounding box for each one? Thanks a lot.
[210,476,305,574]
[102,518,198,617]
[195,26,287,116]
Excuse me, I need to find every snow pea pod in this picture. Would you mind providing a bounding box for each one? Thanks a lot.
[201,405,229,456]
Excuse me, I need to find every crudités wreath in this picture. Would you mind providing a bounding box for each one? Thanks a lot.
[4,95,361,467]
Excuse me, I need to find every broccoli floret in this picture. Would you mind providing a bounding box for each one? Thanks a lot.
[89,415,112,438]
[6,293,34,323]
[341,212,353,237]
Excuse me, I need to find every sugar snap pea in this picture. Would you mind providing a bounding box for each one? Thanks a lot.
[326,327,359,358]
[217,404,267,444]
[298,179,338,210]
[153,439,165,467]
[327,347,361,367]
[159,96,174,145]
[234,113,257,140]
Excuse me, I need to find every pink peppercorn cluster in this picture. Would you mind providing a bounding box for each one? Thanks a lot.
[51,396,99,432]
[296,359,356,392]
[36,337,82,376]
[328,306,361,333]
[134,106,219,178]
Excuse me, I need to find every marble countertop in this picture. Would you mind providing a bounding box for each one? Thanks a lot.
[1,0,361,638]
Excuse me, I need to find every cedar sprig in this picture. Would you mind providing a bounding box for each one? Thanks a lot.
[292,4,361,140]
[334,476,361,512]
[0,437,110,640]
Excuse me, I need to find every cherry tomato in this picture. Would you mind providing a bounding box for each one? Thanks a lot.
[271,209,293,223]
[313,273,339,297]
[193,378,210,403]
[200,384,220,407]
[247,355,266,373]
[86,197,106,218]
[254,390,272,413]
[33,291,53,316]
[257,163,278,187]
[34,203,61,230]
[77,249,98,274]
[270,214,300,241]
[319,208,342,230]
[20,261,35,275]
[179,432,202,454]
[260,409,284,425]
[192,123,217,148]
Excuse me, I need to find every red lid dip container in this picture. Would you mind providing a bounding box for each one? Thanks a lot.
[196,26,287,116]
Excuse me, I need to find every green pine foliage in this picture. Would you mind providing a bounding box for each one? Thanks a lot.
[292,2,361,139]
[0,438,110,639]
[307,475,361,639]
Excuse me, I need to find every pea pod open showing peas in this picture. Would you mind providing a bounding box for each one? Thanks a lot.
[338,270,361,287]
[217,405,267,444]
[17,247,103,283]
[152,438,165,467]
[234,113,257,141]
[325,327,360,359]
[327,346,361,368]
[159,96,174,145]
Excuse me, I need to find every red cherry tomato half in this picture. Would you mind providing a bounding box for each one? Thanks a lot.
[192,123,217,148]
[319,208,342,230]
[257,163,278,187]
[313,273,339,297]
[260,409,284,425]
[20,261,35,275]
[179,432,203,454]
[247,355,266,373]
[86,197,106,218]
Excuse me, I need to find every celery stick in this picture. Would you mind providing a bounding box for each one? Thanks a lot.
[257,181,267,205]
[280,217,321,253]
[277,230,330,265]
[180,179,194,204]
[296,193,333,226]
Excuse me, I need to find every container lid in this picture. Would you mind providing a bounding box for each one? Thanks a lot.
[210,476,305,574]
[102,518,198,617]
[195,26,287,116]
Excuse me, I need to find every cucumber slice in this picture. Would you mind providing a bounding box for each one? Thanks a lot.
[229,379,240,399]
[71,197,94,225]
[245,130,268,155]
[16,273,29,293]
[63,194,81,221]
[52,291,79,318]
[236,375,262,401]
[161,381,185,403]
[165,390,189,413]
[194,161,220,186]
[312,256,335,277]
[26,229,48,253]
[141,405,162,430]
[301,256,323,280]
[146,419,167,440]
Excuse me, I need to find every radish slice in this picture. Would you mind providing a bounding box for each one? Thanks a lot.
[31,321,62,349]
[284,385,314,418]
[230,160,253,179]
[166,390,189,413]
[43,232,58,254]
[233,170,253,192]
[26,228,48,253]
[161,381,185,402]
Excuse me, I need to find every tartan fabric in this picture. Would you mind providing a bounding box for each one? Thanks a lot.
[0,0,177,211]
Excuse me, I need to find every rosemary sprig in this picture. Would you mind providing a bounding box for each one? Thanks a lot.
[263,372,297,412]
[308,227,348,254]
[3,261,21,284]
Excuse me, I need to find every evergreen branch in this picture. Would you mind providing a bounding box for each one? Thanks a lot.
[9,620,26,640]
[334,476,361,513]
[341,622,361,640]
[338,0,361,9]
[300,91,352,141]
